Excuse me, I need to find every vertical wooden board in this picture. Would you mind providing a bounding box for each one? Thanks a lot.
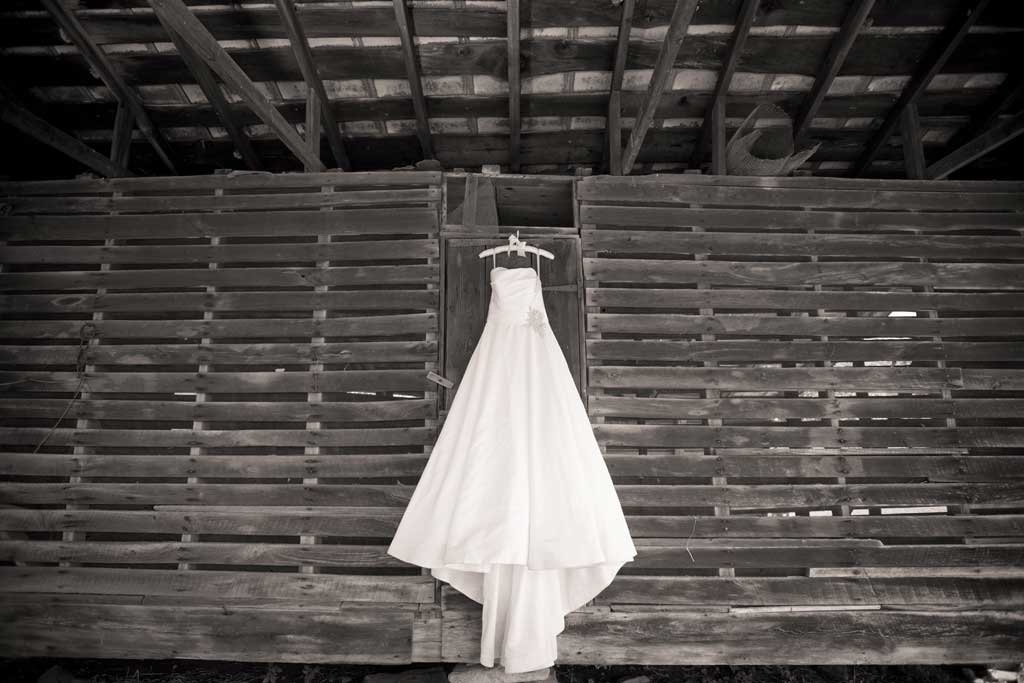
[443,237,584,408]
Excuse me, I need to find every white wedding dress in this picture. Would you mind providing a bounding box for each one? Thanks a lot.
[387,263,637,673]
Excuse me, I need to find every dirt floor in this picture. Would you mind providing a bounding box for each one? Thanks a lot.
[0,659,995,683]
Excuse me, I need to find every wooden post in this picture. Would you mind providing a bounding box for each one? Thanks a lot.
[109,101,134,171]
[900,104,926,179]
[275,0,350,170]
[689,0,758,170]
[607,0,636,176]
[304,89,322,172]
[710,97,727,175]
[0,88,131,178]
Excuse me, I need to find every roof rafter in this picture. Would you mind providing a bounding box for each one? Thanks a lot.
[607,0,636,176]
[689,0,758,170]
[620,0,702,176]
[849,0,992,177]
[507,0,521,172]
[40,0,176,174]
[147,0,325,172]
[926,110,1024,179]
[392,0,433,161]
[275,0,350,170]
[792,0,875,146]
[0,85,131,178]
[944,70,1024,152]
[153,10,262,171]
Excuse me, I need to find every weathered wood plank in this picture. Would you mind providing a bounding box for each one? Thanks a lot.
[582,230,1024,260]
[0,602,425,662]
[589,366,965,391]
[0,314,437,340]
[584,258,1024,290]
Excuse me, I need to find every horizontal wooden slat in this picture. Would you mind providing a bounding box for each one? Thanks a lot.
[587,313,1024,337]
[0,453,429,478]
[0,265,438,291]
[580,205,1024,232]
[5,187,440,215]
[586,287,1024,312]
[1,482,1019,508]
[578,176,1024,211]
[584,258,1024,290]
[0,207,438,240]
[595,425,1024,449]
[0,341,437,366]
[0,398,435,423]
[0,369,431,393]
[1,508,1020,539]
[589,396,1024,420]
[0,566,432,602]
[0,171,441,196]
[583,230,1024,260]
[0,427,434,449]
[598,576,1024,607]
[439,608,1024,664]
[0,290,439,314]
[588,339,1024,362]
[0,314,437,340]
[0,239,439,265]
[0,602,428,662]
[590,366,965,391]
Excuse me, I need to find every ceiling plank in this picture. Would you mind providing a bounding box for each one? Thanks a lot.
[109,101,134,171]
[154,10,262,171]
[849,0,992,177]
[944,70,1024,152]
[0,86,131,178]
[392,0,434,161]
[900,103,926,179]
[147,0,325,171]
[620,0,702,176]
[792,0,875,146]
[507,0,521,172]
[926,111,1024,179]
[607,0,636,176]
[275,0,350,170]
[689,0,758,170]
[40,0,176,174]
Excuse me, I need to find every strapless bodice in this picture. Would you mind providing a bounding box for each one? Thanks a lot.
[488,267,547,324]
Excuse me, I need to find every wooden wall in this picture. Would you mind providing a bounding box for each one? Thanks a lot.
[1,170,1023,664]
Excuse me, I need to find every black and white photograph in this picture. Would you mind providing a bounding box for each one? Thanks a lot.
[0,1,1022,682]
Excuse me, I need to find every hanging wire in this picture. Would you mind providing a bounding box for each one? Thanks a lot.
[30,322,96,454]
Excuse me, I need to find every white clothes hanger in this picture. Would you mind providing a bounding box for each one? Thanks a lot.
[477,231,555,262]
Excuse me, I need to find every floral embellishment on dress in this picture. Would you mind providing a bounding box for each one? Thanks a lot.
[526,307,547,333]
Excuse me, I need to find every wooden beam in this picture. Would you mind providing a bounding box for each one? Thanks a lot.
[689,0,758,170]
[900,103,926,179]
[153,10,262,171]
[945,70,1024,151]
[109,101,134,171]
[0,87,131,178]
[850,0,992,177]
[710,97,726,175]
[608,0,636,176]
[304,89,322,173]
[40,0,176,174]
[926,111,1024,179]
[275,0,350,170]
[147,0,325,171]
[793,0,875,146]
[392,0,433,161]
[620,0,701,176]
[507,0,521,172]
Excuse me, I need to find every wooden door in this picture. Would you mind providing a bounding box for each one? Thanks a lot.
[442,236,585,408]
